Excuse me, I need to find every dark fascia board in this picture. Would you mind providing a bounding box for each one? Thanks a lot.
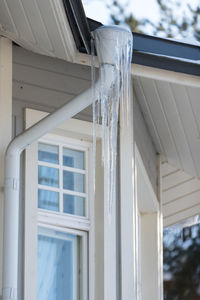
[63,0,91,54]
[63,0,200,76]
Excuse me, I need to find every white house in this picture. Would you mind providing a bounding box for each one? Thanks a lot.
[0,1,200,300]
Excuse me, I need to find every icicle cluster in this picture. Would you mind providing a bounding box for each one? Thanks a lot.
[92,25,133,216]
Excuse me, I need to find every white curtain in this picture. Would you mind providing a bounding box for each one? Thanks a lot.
[37,228,78,300]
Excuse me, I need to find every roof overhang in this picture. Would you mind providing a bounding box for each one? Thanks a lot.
[0,0,77,62]
[2,0,200,180]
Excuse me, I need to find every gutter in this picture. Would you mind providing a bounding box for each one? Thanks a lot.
[62,0,200,77]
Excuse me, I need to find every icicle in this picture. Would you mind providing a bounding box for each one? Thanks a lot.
[92,25,133,218]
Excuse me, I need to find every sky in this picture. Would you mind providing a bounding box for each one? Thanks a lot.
[82,0,160,27]
[82,0,200,43]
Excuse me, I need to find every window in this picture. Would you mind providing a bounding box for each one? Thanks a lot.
[37,137,90,299]
[38,141,88,217]
[25,127,93,300]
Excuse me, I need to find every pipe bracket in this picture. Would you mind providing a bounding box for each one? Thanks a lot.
[5,178,19,191]
[2,287,17,300]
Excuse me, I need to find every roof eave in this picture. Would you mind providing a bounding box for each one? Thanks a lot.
[63,0,200,76]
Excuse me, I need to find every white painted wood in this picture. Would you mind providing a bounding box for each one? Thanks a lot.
[24,108,100,300]
[13,63,90,95]
[164,203,200,227]
[133,78,164,156]
[139,78,182,169]
[171,83,200,177]
[76,52,200,89]
[13,81,74,108]
[0,0,77,61]
[136,155,162,300]
[161,162,178,177]
[157,155,163,300]
[12,47,158,195]
[94,140,104,300]
[161,162,200,227]
[163,178,200,204]
[133,92,157,194]
[0,37,12,296]
[187,86,200,135]
[162,170,192,191]
[134,73,200,181]
[13,46,93,123]
[156,81,196,175]
[136,148,158,213]
[140,213,161,300]
[13,47,91,81]
[104,171,116,298]
[163,190,200,216]
[119,87,135,300]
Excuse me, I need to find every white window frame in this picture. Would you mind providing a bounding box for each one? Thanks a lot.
[38,134,91,221]
[24,105,163,300]
[24,109,95,300]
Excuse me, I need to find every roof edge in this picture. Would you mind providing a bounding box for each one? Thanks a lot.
[63,1,200,76]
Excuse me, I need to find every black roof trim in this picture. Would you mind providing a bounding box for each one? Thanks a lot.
[63,0,91,54]
[134,52,200,76]
[63,1,200,76]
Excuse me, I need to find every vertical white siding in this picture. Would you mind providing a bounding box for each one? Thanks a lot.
[134,92,157,194]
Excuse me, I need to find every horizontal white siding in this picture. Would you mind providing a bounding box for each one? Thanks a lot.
[12,46,157,193]
[12,45,92,135]
[162,161,200,227]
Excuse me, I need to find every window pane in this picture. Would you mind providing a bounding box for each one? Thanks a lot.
[163,215,200,300]
[38,227,81,300]
[38,189,59,211]
[63,148,85,169]
[63,194,85,216]
[38,143,59,164]
[38,165,59,188]
[63,171,85,193]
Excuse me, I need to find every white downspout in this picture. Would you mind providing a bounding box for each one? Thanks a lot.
[2,64,115,300]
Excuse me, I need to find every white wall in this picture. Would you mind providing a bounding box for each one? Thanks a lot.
[11,45,159,299]
[12,45,158,193]
[0,37,12,298]
[162,161,200,227]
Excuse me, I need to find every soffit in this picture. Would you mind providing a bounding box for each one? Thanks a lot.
[0,0,76,62]
[134,75,200,179]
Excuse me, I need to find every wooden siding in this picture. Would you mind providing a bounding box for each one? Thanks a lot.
[12,46,158,193]
[162,161,200,227]
[134,76,200,179]
[12,45,92,135]
[134,92,157,193]
[0,0,76,61]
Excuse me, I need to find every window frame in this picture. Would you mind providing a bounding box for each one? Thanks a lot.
[37,223,88,300]
[24,109,95,300]
[38,134,91,220]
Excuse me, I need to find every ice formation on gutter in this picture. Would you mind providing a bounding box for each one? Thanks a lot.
[92,25,133,216]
